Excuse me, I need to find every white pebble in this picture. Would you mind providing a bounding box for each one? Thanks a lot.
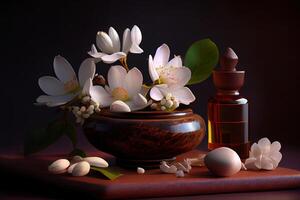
[95,107,101,113]
[67,163,78,174]
[72,161,90,176]
[161,106,166,111]
[48,159,70,174]
[137,167,145,174]
[176,170,185,178]
[83,157,109,168]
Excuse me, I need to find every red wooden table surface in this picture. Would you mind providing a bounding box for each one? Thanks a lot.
[1,147,300,200]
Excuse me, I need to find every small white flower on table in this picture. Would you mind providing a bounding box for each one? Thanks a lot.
[245,137,282,170]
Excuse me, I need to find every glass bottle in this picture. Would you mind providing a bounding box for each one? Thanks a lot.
[208,47,249,159]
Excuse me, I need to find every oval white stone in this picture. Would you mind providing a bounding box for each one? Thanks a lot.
[137,167,145,174]
[67,163,78,174]
[83,157,109,168]
[72,161,90,176]
[204,147,242,177]
[48,159,70,174]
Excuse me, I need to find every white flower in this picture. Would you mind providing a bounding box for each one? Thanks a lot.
[245,137,282,170]
[150,84,195,107]
[88,25,143,64]
[148,44,191,87]
[36,56,95,107]
[89,65,150,112]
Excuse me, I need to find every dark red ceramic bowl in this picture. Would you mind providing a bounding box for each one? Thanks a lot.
[83,109,206,168]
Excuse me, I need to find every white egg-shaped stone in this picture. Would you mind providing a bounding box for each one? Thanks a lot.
[72,161,90,176]
[48,159,70,174]
[83,157,109,168]
[67,163,78,174]
[137,167,145,174]
[204,147,242,177]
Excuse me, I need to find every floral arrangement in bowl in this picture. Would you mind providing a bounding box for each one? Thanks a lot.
[25,25,219,167]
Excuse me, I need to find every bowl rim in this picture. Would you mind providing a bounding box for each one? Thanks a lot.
[91,108,195,119]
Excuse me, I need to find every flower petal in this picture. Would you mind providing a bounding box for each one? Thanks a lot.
[107,65,127,89]
[110,100,131,112]
[258,137,271,155]
[96,31,114,54]
[166,56,183,68]
[122,28,131,54]
[131,25,142,44]
[133,93,147,107]
[250,143,262,158]
[88,44,106,58]
[78,58,96,87]
[150,86,164,101]
[161,67,191,87]
[270,141,281,152]
[53,55,77,84]
[109,27,121,52]
[130,43,143,54]
[126,93,151,111]
[36,94,74,107]
[90,86,113,107]
[172,87,195,105]
[269,151,282,165]
[148,55,159,82]
[38,76,65,96]
[254,157,262,169]
[260,156,274,170]
[153,44,170,67]
[124,67,143,97]
[101,52,126,64]
[245,158,259,170]
[82,78,92,96]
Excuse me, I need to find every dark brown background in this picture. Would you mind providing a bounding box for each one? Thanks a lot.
[1,0,300,153]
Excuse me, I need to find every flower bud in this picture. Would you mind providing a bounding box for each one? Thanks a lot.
[160,99,166,105]
[165,100,173,108]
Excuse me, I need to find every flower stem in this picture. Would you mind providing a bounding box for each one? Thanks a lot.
[120,57,129,71]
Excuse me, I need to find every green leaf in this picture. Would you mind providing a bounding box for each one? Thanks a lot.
[24,120,64,155]
[69,148,86,158]
[91,167,123,180]
[184,38,219,84]
[63,121,77,147]
[24,118,77,156]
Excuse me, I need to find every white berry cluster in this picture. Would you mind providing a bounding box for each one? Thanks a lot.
[151,93,179,111]
[70,95,101,125]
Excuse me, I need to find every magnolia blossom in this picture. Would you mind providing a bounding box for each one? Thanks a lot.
[88,25,143,64]
[148,44,195,108]
[89,65,150,112]
[150,84,195,107]
[245,137,282,170]
[148,44,191,86]
[36,56,95,107]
